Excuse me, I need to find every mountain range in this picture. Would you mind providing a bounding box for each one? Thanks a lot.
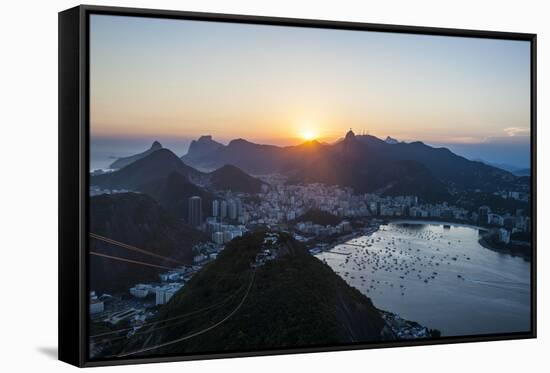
[180,131,527,201]
[93,131,528,209]
[91,146,265,221]
[472,158,530,177]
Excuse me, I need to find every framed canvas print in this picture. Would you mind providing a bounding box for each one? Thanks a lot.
[58,5,537,367]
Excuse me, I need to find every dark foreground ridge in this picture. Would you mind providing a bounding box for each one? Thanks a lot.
[100,231,400,357]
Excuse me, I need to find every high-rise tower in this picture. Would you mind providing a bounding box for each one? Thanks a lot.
[188,196,202,227]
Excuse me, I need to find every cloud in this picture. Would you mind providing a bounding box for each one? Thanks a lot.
[429,136,489,144]
[449,136,489,144]
[503,127,530,137]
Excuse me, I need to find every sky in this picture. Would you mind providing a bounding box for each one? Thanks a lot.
[90,14,532,168]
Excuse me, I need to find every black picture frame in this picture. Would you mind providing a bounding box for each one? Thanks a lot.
[59,4,537,368]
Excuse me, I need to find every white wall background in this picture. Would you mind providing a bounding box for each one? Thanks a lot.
[0,0,546,371]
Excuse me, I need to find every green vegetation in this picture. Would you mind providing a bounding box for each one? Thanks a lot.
[118,231,388,357]
[293,209,341,226]
[209,164,264,193]
[479,233,531,261]
[511,231,530,242]
[454,191,530,216]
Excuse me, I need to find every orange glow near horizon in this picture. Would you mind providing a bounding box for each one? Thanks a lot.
[301,131,316,141]
[89,15,531,148]
[300,122,319,141]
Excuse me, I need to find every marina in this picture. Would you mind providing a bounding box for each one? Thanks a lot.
[316,221,531,337]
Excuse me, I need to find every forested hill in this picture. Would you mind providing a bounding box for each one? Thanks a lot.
[115,231,393,357]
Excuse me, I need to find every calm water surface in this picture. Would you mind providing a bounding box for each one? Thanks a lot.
[316,221,531,336]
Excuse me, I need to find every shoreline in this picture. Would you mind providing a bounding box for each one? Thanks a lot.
[375,218,531,262]
[313,224,381,255]
[379,310,440,340]
[317,218,487,256]
[384,218,488,232]
[316,218,531,263]
[478,236,531,261]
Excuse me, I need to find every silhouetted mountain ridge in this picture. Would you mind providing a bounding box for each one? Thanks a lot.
[91,149,265,220]
[354,135,519,192]
[180,133,526,200]
[93,148,264,194]
[182,135,224,164]
[109,141,163,170]
[93,148,201,191]
[288,135,450,201]
[209,165,265,193]
[473,158,530,176]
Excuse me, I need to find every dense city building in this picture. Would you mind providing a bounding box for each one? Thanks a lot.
[188,196,202,227]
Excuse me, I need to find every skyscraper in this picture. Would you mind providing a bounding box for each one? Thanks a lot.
[235,198,243,217]
[228,199,237,220]
[479,206,490,225]
[212,200,219,217]
[188,196,202,227]
[220,200,227,219]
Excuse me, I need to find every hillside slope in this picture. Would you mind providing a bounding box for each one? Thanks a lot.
[181,135,224,164]
[208,164,265,193]
[89,193,205,293]
[92,149,201,191]
[109,141,163,170]
[140,171,214,222]
[113,232,393,357]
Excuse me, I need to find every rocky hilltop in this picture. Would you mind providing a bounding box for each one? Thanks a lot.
[181,135,224,164]
[109,141,163,170]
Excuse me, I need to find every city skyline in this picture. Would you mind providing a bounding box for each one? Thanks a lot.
[90,15,531,167]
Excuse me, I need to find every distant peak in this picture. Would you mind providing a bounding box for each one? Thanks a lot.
[385,136,399,145]
[219,164,239,171]
[302,139,321,146]
[197,135,213,142]
[345,129,356,140]
[141,148,185,165]
[151,141,162,149]
[228,138,252,146]
[213,164,250,176]
[150,148,176,158]
[410,141,426,146]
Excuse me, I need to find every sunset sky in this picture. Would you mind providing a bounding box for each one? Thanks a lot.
[90,14,531,167]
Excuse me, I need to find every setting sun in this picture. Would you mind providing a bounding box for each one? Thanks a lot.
[301,130,317,141]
